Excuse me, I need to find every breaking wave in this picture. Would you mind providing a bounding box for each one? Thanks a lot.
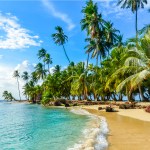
[68,108,109,150]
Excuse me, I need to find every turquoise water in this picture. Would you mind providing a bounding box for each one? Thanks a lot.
[0,101,89,150]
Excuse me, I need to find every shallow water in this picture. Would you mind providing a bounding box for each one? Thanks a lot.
[69,109,108,150]
[0,101,89,150]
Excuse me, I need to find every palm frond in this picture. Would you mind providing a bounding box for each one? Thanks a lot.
[124,57,145,67]
[131,69,150,88]
[116,75,134,92]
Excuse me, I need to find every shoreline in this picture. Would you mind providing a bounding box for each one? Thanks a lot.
[81,104,150,122]
[1,101,150,149]
[69,108,109,150]
[82,106,150,150]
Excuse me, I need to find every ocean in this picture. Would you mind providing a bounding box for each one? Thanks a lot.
[0,101,108,150]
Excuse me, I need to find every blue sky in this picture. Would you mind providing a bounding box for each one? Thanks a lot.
[0,0,150,99]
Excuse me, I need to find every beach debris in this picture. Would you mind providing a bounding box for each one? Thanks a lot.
[145,105,150,113]
[105,105,115,112]
[98,107,103,110]
[119,103,135,109]
[65,103,70,107]
[54,100,62,106]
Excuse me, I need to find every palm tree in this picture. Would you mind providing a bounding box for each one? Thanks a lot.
[53,65,61,74]
[52,26,70,63]
[21,71,30,100]
[44,53,52,73]
[81,0,104,38]
[22,71,30,83]
[104,46,126,100]
[7,92,15,101]
[13,70,21,101]
[117,0,147,39]
[31,71,38,84]
[84,38,97,67]
[2,91,9,100]
[23,81,36,103]
[2,91,15,101]
[104,21,120,49]
[87,64,100,100]
[70,62,88,100]
[117,42,150,101]
[81,0,107,65]
[37,48,47,69]
[81,0,119,66]
[34,63,47,80]
[107,30,150,101]
[116,35,124,47]
[139,24,150,35]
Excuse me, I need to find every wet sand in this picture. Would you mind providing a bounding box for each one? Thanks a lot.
[84,108,150,150]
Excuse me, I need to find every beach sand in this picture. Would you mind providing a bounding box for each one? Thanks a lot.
[82,105,150,150]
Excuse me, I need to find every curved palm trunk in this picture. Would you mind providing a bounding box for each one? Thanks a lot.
[127,91,131,102]
[83,82,88,100]
[86,53,89,69]
[96,54,98,66]
[119,93,123,101]
[48,63,50,74]
[138,85,145,101]
[44,61,45,70]
[62,45,70,63]
[135,7,138,40]
[126,86,132,102]
[99,55,102,67]
[17,77,21,101]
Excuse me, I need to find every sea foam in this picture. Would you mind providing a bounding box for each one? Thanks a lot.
[68,108,109,150]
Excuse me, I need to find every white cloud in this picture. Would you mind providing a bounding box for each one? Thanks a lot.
[15,60,34,74]
[49,66,55,74]
[96,0,127,17]
[144,0,150,9]
[0,60,35,100]
[41,0,75,30]
[0,13,42,49]
[97,0,150,18]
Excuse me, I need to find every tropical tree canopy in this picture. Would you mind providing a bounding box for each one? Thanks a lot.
[7,0,150,104]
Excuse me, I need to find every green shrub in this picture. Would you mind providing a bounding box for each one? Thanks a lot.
[41,91,53,105]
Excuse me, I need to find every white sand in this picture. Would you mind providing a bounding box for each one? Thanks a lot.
[117,109,150,122]
[81,104,150,122]
[83,104,150,150]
